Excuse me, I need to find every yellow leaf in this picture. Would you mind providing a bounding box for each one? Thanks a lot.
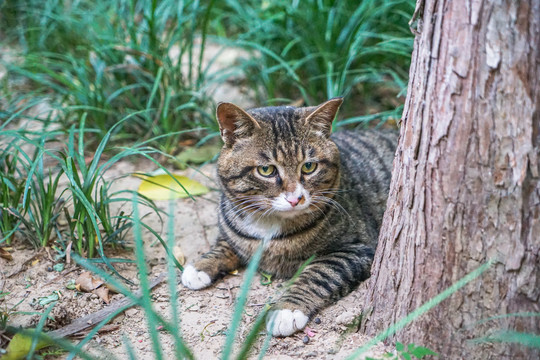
[136,174,210,200]
[173,245,186,265]
[1,333,50,360]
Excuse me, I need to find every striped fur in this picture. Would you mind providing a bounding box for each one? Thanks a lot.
[181,98,397,336]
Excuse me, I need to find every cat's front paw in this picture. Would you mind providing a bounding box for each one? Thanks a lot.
[181,264,212,290]
[266,309,309,337]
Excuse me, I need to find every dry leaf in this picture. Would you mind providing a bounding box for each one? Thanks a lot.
[31,259,40,266]
[76,271,104,292]
[65,241,72,265]
[173,245,186,265]
[173,143,222,169]
[0,247,13,261]
[93,286,110,304]
[0,332,50,360]
[136,174,210,200]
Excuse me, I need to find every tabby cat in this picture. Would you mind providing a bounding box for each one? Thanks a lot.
[181,98,397,336]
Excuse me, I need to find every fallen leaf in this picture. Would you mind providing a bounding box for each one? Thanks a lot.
[31,259,40,267]
[0,247,13,261]
[53,263,64,272]
[173,143,222,169]
[173,245,186,266]
[65,279,76,290]
[65,241,72,265]
[0,333,50,360]
[76,271,104,292]
[259,272,273,285]
[136,174,209,200]
[93,286,110,304]
[38,292,59,306]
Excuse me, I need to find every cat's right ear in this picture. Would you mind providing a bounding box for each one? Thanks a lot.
[216,102,261,146]
[304,97,343,138]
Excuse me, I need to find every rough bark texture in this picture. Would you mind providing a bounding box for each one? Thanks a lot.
[363,0,540,358]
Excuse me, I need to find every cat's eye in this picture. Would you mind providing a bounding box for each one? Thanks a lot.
[301,162,317,174]
[257,165,277,177]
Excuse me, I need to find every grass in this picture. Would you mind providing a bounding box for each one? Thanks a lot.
[1,0,413,153]
[0,104,172,265]
[2,0,220,152]
[215,0,413,120]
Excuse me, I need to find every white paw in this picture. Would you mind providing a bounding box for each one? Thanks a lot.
[181,264,212,290]
[266,309,309,337]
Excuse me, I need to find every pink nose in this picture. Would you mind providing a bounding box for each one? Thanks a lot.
[287,195,303,207]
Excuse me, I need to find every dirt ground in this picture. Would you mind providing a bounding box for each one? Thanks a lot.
[1,158,392,359]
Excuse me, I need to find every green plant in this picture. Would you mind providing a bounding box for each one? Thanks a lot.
[0,133,64,248]
[2,0,221,151]
[25,145,64,248]
[366,342,438,360]
[0,148,27,245]
[217,0,413,123]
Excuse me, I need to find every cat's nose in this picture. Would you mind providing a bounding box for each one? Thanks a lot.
[287,195,303,207]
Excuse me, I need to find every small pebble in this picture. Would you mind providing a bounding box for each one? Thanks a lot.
[314,317,321,324]
[302,335,309,344]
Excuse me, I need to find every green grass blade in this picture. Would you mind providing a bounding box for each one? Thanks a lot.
[235,304,271,360]
[221,244,265,360]
[345,260,494,359]
[132,193,163,360]
[470,330,540,349]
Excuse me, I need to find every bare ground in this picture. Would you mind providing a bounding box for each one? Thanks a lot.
[1,159,392,359]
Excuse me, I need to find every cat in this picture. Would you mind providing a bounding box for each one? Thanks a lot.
[181,98,397,336]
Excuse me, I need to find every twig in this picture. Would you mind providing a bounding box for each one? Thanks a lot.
[43,268,77,287]
[48,273,166,339]
[7,253,41,278]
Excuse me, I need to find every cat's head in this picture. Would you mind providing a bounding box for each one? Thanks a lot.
[216,98,343,219]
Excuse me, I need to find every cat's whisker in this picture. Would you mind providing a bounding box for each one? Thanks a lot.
[314,195,349,215]
[308,202,327,218]
[312,195,351,219]
[227,202,268,223]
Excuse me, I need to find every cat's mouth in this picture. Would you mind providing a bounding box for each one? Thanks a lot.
[271,196,312,218]
[274,206,311,218]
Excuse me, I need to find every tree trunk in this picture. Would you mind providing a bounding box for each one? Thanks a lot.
[363,0,540,358]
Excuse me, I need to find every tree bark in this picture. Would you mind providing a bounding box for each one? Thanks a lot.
[363,0,540,358]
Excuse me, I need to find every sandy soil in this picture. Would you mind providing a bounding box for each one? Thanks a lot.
[0,159,392,359]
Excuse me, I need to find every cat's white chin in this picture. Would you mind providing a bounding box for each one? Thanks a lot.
[275,207,310,218]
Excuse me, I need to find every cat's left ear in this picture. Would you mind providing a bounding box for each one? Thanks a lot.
[304,97,343,138]
[216,102,261,146]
